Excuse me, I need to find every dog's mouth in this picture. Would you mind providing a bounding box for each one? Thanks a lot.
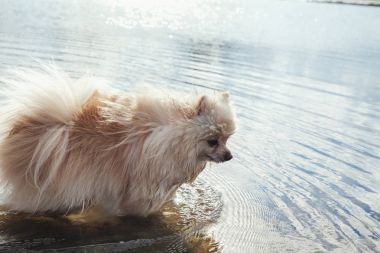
[206,155,222,163]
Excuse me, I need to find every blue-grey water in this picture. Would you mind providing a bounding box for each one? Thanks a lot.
[0,0,380,252]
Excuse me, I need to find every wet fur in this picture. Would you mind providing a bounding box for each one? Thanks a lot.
[0,66,235,216]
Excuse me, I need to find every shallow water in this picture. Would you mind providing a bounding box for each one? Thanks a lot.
[0,0,380,252]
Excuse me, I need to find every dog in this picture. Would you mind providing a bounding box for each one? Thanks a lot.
[0,65,235,217]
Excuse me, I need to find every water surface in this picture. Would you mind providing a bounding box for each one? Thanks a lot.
[0,0,380,252]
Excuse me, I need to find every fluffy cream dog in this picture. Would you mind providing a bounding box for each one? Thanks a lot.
[0,66,235,217]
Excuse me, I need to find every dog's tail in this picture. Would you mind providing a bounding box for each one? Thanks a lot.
[0,65,106,125]
[0,65,106,193]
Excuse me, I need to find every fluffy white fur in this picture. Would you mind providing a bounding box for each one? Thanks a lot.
[0,65,235,216]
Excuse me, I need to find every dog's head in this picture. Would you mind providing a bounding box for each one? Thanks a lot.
[193,91,236,163]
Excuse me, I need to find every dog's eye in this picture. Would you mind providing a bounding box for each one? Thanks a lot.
[207,139,218,147]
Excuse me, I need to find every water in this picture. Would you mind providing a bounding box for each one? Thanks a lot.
[0,0,380,252]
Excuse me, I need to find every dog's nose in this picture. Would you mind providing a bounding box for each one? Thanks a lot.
[223,151,233,161]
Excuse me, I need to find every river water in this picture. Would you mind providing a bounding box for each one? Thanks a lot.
[0,0,379,252]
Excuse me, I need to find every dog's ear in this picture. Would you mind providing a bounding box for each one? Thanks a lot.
[196,95,207,115]
[220,91,229,102]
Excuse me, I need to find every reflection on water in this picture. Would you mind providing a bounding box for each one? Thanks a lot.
[0,181,221,252]
[0,0,380,252]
